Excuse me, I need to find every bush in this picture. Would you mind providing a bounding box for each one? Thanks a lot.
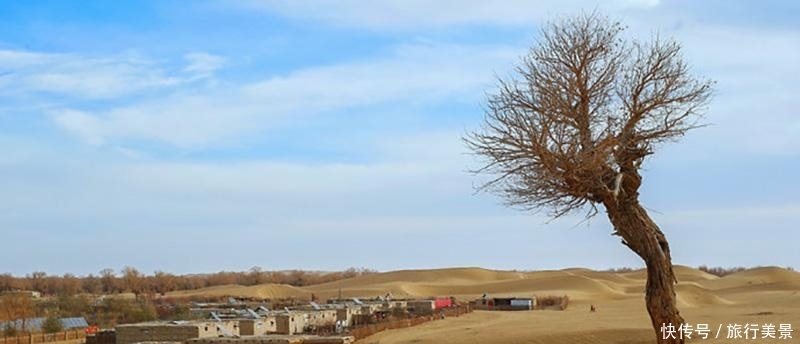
[42,315,63,334]
[698,266,747,277]
[3,323,18,337]
[535,295,569,310]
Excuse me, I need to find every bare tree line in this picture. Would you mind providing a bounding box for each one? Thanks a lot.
[0,267,376,297]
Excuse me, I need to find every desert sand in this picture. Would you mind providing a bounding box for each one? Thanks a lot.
[167,266,800,343]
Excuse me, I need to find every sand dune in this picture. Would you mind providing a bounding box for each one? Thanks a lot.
[167,266,800,344]
[356,266,799,344]
[675,282,734,307]
[699,266,800,291]
[169,266,800,304]
[167,283,311,299]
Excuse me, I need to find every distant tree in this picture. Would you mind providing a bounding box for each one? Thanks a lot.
[27,272,47,294]
[99,269,117,294]
[465,13,713,344]
[121,267,143,297]
[287,270,307,286]
[54,294,92,319]
[41,313,63,334]
[82,274,102,295]
[152,271,176,295]
[0,274,14,292]
[248,266,266,286]
[59,274,82,296]
[0,293,34,331]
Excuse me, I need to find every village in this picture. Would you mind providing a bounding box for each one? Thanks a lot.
[1,291,545,344]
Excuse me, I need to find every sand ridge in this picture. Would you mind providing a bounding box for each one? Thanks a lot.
[164,266,800,344]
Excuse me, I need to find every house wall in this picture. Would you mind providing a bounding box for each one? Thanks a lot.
[335,308,360,327]
[433,298,452,309]
[275,314,305,335]
[238,317,277,336]
[470,298,534,311]
[389,301,407,309]
[406,301,435,315]
[305,310,337,328]
[116,321,239,344]
[116,324,199,344]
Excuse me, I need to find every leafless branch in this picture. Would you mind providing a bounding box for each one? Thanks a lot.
[465,12,713,217]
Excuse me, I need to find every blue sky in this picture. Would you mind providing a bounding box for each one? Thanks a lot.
[1,0,798,277]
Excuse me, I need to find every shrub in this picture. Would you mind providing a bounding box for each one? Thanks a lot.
[3,323,18,337]
[535,295,569,310]
[42,314,63,334]
[698,266,747,277]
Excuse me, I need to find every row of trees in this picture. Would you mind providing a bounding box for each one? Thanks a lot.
[0,267,376,297]
[1,293,167,335]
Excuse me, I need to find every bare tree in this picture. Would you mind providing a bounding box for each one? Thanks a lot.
[99,268,118,294]
[465,13,712,344]
[121,266,144,297]
[152,270,176,295]
[0,293,34,331]
[27,271,47,294]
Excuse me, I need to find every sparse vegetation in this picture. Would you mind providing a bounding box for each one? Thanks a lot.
[0,267,377,298]
[697,265,748,277]
[535,295,570,311]
[41,314,63,333]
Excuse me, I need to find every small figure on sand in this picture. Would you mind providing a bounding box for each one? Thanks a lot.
[590,304,597,312]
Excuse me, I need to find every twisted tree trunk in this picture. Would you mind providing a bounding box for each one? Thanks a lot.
[607,201,685,344]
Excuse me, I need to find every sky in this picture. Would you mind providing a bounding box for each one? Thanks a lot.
[1,0,798,277]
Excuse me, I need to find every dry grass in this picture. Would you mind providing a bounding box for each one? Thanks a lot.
[697,265,749,277]
[534,295,570,310]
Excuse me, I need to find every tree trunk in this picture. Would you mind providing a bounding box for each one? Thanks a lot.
[607,201,685,344]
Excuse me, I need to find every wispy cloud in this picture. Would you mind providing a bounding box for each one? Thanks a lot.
[51,43,519,147]
[0,49,225,99]
[183,52,226,78]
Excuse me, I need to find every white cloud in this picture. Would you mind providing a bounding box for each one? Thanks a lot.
[2,137,796,274]
[51,109,107,145]
[0,50,184,99]
[234,0,660,29]
[51,43,519,147]
[183,52,226,77]
[0,49,228,99]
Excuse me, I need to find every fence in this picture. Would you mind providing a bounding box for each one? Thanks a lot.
[349,305,472,341]
[1,330,86,344]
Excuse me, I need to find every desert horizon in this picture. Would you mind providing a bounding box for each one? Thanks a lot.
[3,264,798,343]
[7,264,796,343]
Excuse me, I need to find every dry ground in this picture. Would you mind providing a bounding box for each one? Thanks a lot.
[167,266,800,344]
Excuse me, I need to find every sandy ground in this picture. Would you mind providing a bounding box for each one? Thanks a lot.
[168,266,800,343]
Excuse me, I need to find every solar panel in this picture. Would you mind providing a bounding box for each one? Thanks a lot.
[62,317,89,329]
[246,309,260,319]
[27,318,44,331]
[0,317,88,331]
